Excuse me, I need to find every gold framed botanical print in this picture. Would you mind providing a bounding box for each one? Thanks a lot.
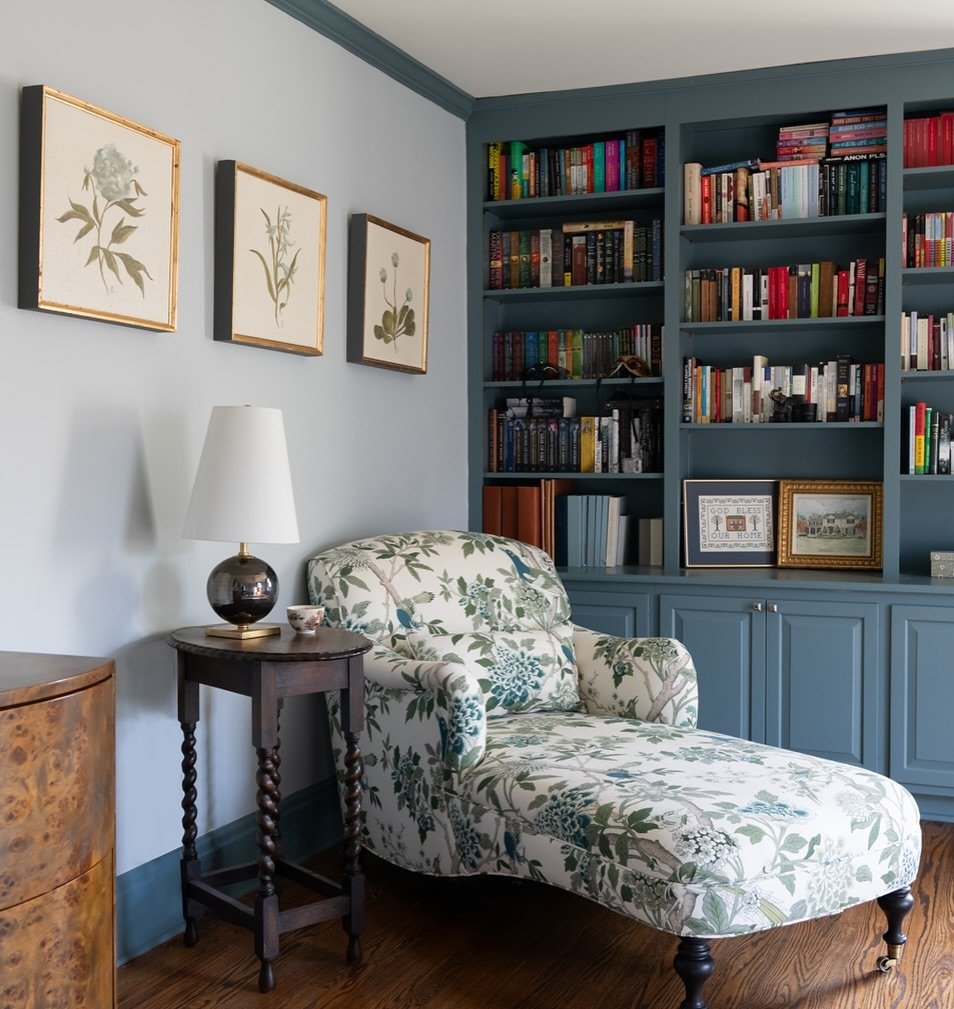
[19,85,180,331]
[347,213,429,374]
[214,161,326,355]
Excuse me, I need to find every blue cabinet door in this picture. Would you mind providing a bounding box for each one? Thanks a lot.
[563,584,653,638]
[659,593,765,742]
[765,600,882,771]
[890,604,954,794]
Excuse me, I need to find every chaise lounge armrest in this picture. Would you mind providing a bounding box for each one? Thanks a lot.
[572,628,699,728]
[362,642,487,772]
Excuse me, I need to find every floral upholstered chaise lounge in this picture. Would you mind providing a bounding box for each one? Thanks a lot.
[307,530,922,1009]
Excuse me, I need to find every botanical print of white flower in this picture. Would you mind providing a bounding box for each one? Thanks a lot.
[56,143,152,296]
[250,205,299,326]
[374,251,416,352]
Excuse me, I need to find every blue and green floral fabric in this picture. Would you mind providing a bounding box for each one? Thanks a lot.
[307,530,921,940]
[407,626,582,718]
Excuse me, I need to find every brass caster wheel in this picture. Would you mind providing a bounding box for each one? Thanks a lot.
[877,955,896,974]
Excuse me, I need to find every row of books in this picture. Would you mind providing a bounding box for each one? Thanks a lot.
[482,480,571,560]
[901,312,954,372]
[775,121,828,161]
[556,497,663,567]
[490,325,663,382]
[682,356,885,424]
[903,113,954,169]
[906,402,953,475]
[683,153,886,225]
[486,128,665,202]
[487,398,663,474]
[481,480,663,568]
[902,211,954,268]
[828,108,887,154]
[488,220,663,290]
[772,108,886,160]
[683,259,885,323]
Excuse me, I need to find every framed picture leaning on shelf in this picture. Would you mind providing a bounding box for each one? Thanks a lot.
[19,84,180,332]
[214,161,326,355]
[777,480,883,571]
[683,479,778,568]
[348,214,429,374]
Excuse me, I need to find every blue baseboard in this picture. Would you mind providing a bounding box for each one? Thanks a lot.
[116,779,341,965]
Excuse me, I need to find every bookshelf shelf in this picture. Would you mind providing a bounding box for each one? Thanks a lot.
[483,281,664,302]
[681,421,882,431]
[680,213,886,243]
[484,471,664,481]
[902,165,954,191]
[681,316,884,336]
[484,377,663,390]
[484,188,665,220]
[902,267,954,285]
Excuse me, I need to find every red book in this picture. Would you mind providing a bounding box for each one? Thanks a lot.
[853,259,867,316]
[642,135,657,188]
[700,175,712,223]
[482,485,502,533]
[836,270,850,316]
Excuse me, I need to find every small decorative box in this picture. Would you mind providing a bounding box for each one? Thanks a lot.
[930,551,954,577]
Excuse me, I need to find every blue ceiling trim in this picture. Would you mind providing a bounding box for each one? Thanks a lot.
[264,0,474,119]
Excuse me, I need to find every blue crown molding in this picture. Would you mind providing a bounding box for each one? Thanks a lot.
[264,0,474,119]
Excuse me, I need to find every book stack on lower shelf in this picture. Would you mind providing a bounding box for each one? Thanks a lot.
[903,212,954,268]
[684,258,884,322]
[906,402,953,475]
[901,311,954,370]
[683,356,884,424]
[488,397,663,474]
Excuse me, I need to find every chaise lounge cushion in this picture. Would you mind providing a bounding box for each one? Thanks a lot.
[407,625,582,717]
[454,711,921,938]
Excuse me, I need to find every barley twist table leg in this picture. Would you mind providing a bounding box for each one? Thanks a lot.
[342,729,365,965]
[179,721,199,947]
[255,745,280,992]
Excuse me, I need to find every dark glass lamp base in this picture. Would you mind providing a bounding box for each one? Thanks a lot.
[205,552,280,639]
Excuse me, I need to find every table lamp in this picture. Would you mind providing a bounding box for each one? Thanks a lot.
[183,405,300,638]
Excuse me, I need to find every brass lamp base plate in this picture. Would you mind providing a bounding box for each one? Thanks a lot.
[205,623,281,640]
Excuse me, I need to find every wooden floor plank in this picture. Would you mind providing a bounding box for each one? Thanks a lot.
[119,820,953,1009]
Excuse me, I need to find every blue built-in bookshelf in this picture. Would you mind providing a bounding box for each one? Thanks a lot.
[466,49,954,821]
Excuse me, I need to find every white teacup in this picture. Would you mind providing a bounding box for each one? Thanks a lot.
[287,604,325,634]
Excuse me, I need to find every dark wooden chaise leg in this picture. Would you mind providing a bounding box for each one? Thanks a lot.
[673,937,714,1009]
[876,886,914,973]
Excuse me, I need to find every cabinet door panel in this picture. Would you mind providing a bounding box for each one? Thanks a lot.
[660,594,764,741]
[891,604,954,790]
[765,601,880,770]
[564,587,652,638]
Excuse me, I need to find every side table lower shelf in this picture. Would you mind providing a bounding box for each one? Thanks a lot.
[169,625,371,992]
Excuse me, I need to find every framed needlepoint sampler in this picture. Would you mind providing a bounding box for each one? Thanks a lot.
[18,85,180,332]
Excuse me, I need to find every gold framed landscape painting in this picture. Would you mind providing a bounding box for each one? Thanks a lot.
[777,480,883,570]
[348,213,429,373]
[214,161,326,355]
[19,85,180,331]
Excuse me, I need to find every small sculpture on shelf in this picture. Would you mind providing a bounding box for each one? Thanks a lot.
[769,388,794,423]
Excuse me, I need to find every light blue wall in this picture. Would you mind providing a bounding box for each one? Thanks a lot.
[0,0,468,876]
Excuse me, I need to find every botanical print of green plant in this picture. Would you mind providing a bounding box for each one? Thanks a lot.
[57,143,152,296]
[375,252,416,351]
[250,205,299,326]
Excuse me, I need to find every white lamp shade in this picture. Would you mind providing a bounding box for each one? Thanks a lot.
[183,405,300,545]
